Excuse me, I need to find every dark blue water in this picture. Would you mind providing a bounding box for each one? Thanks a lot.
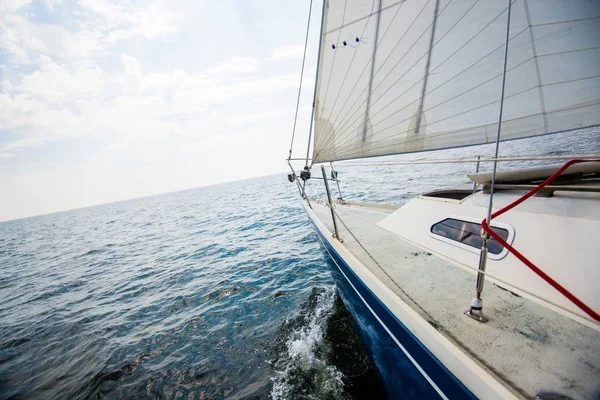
[0,173,386,399]
[0,129,597,399]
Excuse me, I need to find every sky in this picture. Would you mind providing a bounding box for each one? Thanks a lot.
[0,0,322,221]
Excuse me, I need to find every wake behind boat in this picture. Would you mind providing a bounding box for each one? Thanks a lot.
[286,0,600,398]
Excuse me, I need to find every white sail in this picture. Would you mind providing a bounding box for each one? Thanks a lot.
[311,0,600,164]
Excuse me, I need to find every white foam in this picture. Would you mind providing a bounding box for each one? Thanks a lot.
[271,286,345,399]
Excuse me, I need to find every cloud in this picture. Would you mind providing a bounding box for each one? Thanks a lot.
[78,0,183,40]
[207,57,262,75]
[270,44,305,61]
[0,0,32,14]
[0,0,319,221]
[0,0,183,66]
[229,109,292,125]
[0,50,300,156]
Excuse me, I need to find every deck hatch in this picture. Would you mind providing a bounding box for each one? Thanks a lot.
[431,218,509,255]
[421,190,473,201]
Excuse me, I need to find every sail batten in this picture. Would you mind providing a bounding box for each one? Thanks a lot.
[311,0,600,164]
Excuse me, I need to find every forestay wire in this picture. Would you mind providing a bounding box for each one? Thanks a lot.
[288,0,314,161]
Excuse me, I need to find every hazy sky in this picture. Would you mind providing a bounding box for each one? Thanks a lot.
[0,0,321,221]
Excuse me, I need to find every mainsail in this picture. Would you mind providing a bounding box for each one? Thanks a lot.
[311,0,600,164]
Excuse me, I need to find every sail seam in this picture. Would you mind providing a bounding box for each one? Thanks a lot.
[327,50,533,155]
[324,0,406,34]
[325,8,522,155]
[320,0,498,153]
[314,0,377,156]
[531,15,600,28]
[314,0,348,160]
[326,0,508,151]
[330,74,600,159]
[523,0,547,134]
[415,0,440,135]
[316,0,434,152]
[350,101,600,157]
[362,0,383,143]
[319,0,446,152]
[330,87,546,158]
[311,0,600,163]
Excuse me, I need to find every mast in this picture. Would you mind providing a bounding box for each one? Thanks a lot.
[305,0,329,167]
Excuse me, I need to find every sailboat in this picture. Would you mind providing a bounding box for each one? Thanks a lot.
[287,0,600,398]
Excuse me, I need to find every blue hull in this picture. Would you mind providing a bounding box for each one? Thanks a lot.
[309,219,476,400]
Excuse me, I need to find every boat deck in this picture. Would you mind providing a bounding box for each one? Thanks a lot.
[310,198,600,399]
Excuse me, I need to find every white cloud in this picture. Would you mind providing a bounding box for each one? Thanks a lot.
[79,0,183,38]
[41,0,62,9]
[0,0,319,221]
[0,14,48,64]
[0,0,182,66]
[207,57,262,75]
[0,0,31,14]
[0,51,299,157]
[270,43,305,61]
[229,109,291,125]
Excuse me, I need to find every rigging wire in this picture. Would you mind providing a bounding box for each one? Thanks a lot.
[287,0,315,161]
[305,0,328,167]
[486,0,511,221]
[472,0,514,314]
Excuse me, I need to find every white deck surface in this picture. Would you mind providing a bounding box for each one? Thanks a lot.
[310,199,600,399]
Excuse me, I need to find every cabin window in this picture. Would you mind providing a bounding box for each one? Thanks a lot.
[430,218,509,255]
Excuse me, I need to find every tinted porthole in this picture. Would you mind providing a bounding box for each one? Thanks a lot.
[430,218,510,255]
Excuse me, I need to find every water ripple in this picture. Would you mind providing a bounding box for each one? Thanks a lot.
[0,129,597,399]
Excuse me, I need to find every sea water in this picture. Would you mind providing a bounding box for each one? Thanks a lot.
[0,128,597,399]
[0,171,384,399]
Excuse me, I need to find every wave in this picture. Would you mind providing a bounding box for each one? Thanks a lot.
[270,286,344,399]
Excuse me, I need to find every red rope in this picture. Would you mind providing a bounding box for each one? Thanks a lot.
[481,159,600,322]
